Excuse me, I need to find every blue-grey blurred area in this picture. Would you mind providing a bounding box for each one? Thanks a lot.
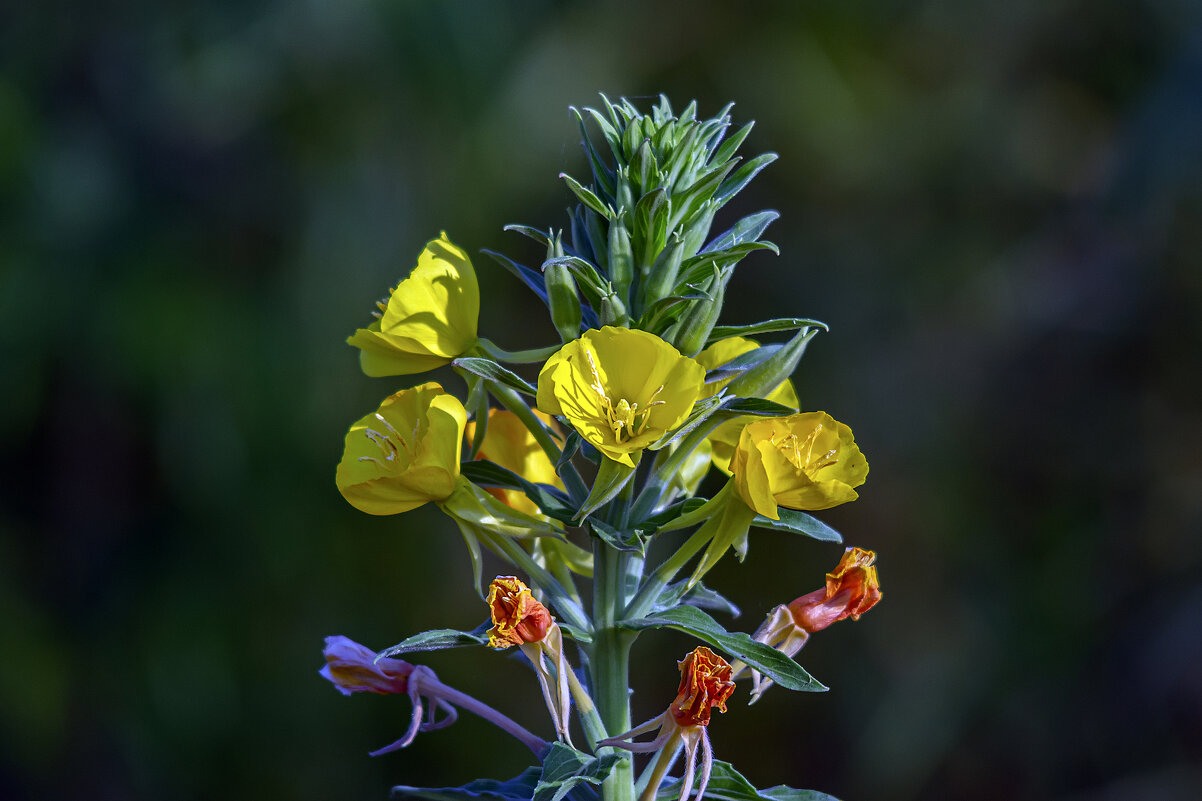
[2,0,1201,799]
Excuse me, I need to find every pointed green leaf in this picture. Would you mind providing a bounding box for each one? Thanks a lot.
[620,605,826,692]
[453,357,537,397]
[460,459,577,524]
[706,318,828,343]
[701,210,779,254]
[752,509,843,543]
[378,622,490,658]
[714,152,778,209]
[534,743,622,801]
[589,519,646,555]
[560,173,614,220]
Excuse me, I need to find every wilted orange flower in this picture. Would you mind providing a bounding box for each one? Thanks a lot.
[670,646,735,727]
[788,546,882,633]
[486,576,553,647]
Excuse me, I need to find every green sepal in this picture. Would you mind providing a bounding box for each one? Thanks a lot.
[706,317,828,344]
[394,767,542,801]
[502,224,555,249]
[655,760,839,801]
[619,606,826,692]
[377,622,490,659]
[752,508,843,543]
[607,216,633,301]
[560,172,613,220]
[573,455,639,523]
[673,241,779,291]
[534,743,623,801]
[454,357,537,397]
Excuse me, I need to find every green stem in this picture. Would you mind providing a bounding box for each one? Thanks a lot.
[592,541,636,801]
[488,380,589,502]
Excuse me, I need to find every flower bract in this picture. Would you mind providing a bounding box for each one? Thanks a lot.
[336,382,467,515]
[536,326,705,467]
[346,232,479,376]
[731,411,868,519]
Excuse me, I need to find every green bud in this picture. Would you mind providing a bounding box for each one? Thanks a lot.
[640,232,685,309]
[672,264,730,357]
[599,291,628,327]
[727,326,820,398]
[608,216,633,303]
[544,233,582,342]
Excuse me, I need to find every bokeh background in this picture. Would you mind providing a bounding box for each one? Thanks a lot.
[3,1,1201,799]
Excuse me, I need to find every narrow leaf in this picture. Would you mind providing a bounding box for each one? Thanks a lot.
[620,606,826,692]
[482,249,550,306]
[574,455,638,523]
[454,357,537,397]
[701,210,779,254]
[656,760,839,801]
[460,460,577,524]
[707,318,828,343]
[534,743,622,801]
[560,173,613,220]
[752,509,843,543]
[378,622,490,658]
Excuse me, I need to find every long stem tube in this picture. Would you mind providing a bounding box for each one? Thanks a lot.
[424,676,548,755]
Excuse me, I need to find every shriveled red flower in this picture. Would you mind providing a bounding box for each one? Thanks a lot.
[788,546,882,633]
[484,576,573,745]
[487,576,553,647]
[670,646,736,727]
[600,646,736,801]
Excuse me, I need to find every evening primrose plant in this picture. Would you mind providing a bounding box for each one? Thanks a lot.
[323,96,882,801]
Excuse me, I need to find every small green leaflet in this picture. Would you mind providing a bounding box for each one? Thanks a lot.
[620,606,826,692]
[453,357,537,397]
[752,508,843,543]
[377,622,490,659]
[707,318,829,343]
[533,743,622,801]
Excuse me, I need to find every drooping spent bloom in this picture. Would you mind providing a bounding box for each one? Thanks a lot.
[486,576,573,745]
[320,635,457,755]
[740,547,882,703]
[695,337,800,475]
[465,409,564,516]
[731,411,868,519]
[336,382,467,515]
[600,646,735,801]
[537,327,705,467]
[346,232,479,377]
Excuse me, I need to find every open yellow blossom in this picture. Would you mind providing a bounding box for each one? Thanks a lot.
[731,411,867,519]
[336,382,467,515]
[536,327,705,467]
[465,410,564,516]
[347,233,479,377]
[695,337,800,474]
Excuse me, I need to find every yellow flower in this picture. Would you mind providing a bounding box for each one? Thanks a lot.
[346,233,479,377]
[731,411,867,519]
[465,410,564,516]
[536,327,705,467]
[336,382,467,515]
[695,337,800,474]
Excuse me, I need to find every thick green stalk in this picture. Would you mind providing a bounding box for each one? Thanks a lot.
[592,541,636,801]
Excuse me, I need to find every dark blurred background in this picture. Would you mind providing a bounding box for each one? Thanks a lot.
[2,1,1200,799]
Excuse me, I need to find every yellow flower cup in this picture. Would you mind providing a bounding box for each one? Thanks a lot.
[731,411,868,518]
[347,232,479,376]
[336,382,467,515]
[536,327,705,467]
